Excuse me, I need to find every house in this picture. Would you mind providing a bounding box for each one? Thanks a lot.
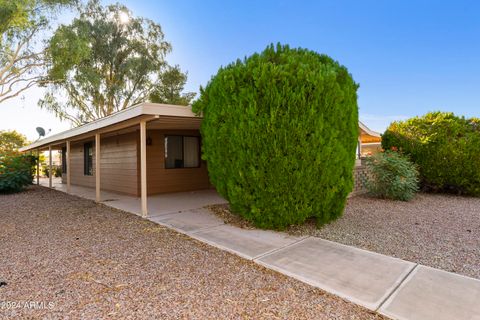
[20,103,381,215]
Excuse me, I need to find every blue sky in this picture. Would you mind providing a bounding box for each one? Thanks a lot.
[1,0,479,140]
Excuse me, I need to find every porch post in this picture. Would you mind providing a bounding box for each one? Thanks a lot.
[358,137,362,159]
[48,146,52,188]
[95,134,101,202]
[140,120,148,217]
[66,140,71,193]
[36,149,40,185]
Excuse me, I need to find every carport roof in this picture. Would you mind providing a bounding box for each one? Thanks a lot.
[20,103,200,152]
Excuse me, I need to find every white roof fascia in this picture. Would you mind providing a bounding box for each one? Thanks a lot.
[20,103,199,152]
[358,120,381,137]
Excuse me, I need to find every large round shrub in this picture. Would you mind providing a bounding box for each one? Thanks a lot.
[193,44,359,229]
[382,112,480,196]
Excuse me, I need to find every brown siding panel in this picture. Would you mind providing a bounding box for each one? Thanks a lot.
[144,129,211,195]
[65,129,211,196]
[67,132,139,196]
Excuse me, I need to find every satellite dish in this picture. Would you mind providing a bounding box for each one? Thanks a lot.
[36,127,46,137]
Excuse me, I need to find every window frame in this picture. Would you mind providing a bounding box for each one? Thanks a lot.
[164,135,201,169]
[83,142,93,176]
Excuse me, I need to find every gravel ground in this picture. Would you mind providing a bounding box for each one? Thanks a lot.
[0,187,384,320]
[210,193,480,279]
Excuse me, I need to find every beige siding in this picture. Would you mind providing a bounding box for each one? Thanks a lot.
[64,132,139,195]
[143,129,211,195]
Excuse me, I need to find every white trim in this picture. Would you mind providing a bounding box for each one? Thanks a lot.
[140,120,148,217]
[20,103,199,152]
[362,142,382,146]
[359,121,381,137]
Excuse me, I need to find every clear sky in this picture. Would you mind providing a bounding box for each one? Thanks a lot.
[1,0,479,140]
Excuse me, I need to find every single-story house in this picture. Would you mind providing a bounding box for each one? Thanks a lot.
[20,103,381,216]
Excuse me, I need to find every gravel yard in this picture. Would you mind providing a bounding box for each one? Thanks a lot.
[211,192,480,280]
[303,193,480,279]
[0,186,383,319]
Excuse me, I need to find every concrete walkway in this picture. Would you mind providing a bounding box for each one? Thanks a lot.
[39,179,480,320]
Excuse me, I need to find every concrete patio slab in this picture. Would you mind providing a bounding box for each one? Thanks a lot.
[39,178,227,217]
[191,224,306,260]
[149,208,225,233]
[257,237,416,310]
[380,265,480,320]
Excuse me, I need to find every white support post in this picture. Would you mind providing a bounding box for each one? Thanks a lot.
[95,134,101,202]
[358,137,362,159]
[140,120,148,217]
[48,146,52,188]
[36,149,40,185]
[66,141,71,193]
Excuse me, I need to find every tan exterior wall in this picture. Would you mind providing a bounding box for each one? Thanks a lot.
[142,129,211,195]
[62,132,139,195]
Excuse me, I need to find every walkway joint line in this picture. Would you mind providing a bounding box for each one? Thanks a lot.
[375,263,419,311]
[252,236,312,261]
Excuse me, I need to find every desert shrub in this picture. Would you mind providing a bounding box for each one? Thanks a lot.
[43,165,62,178]
[382,112,480,196]
[193,44,359,229]
[364,151,419,201]
[0,153,36,193]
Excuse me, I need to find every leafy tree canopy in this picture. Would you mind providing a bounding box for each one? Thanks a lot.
[0,0,74,103]
[0,130,29,154]
[382,112,480,196]
[149,65,196,106]
[40,0,194,126]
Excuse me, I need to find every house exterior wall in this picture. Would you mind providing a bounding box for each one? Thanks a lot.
[62,132,139,195]
[61,126,368,197]
[142,129,211,195]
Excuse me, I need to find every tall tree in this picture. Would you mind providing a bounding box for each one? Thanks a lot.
[0,0,73,103]
[149,65,196,105]
[0,130,28,154]
[41,0,194,126]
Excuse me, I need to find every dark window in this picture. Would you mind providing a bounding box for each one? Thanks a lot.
[84,142,93,175]
[164,135,200,169]
[61,147,67,174]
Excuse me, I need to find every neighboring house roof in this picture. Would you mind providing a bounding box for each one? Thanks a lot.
[359,120,382,143]
[21,103,382,151]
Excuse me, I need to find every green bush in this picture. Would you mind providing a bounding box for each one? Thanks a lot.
[43,165,62,178]
[364,151,419,201]
[193,44,359,229]
[0,153,36,193]
[382,112,480,196]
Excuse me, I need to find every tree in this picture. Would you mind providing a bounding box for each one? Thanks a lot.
[149,65,195,105]
[0,130,28,154]
[0,0,73,103]
[40,0,193,126]
[382,112,480,196]
[193,44,359,229]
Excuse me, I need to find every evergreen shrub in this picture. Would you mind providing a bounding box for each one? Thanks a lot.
[193,44,359,229]
[382,112,480,196]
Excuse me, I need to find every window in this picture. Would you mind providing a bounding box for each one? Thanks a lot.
[164,135,200,169]
[84,142,93,175]
[61,147,67,174]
